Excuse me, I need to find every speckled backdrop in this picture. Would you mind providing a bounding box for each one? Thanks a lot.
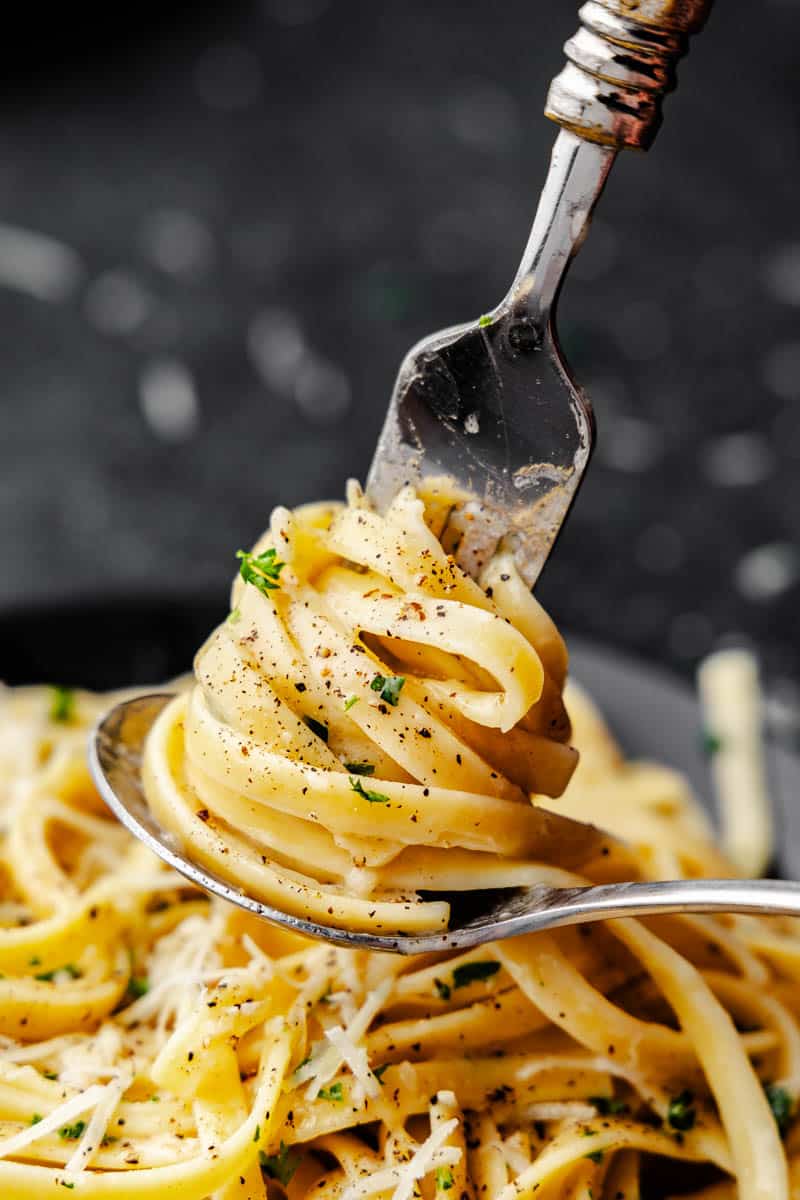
[1,0,799,709]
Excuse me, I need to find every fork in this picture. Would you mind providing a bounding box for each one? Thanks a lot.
[88,0,800,957]
[368,0,714,586]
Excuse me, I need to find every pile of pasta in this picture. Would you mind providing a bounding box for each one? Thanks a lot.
[0,666,799,1197]
[143,483,614,934]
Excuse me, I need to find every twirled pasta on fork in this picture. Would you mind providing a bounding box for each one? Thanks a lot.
[143,483,604,933]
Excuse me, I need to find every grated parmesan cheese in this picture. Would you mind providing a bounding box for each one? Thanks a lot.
[340,1118,462,1200]
[295,978,392,1100]
[0,1084,106,1160]
[64,1069,132,1177]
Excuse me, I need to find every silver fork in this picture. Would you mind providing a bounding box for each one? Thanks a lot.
[367,0,715,586]
[89,0,800,955]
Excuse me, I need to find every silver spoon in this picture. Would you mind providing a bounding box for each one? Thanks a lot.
[91,0,800,955]
[90,693,800,955]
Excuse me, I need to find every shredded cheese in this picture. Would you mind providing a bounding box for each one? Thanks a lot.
[297,978,392,1100]
[340,1118,461,1200]
[0,1084,106,1160]
[64,1069,132,1177]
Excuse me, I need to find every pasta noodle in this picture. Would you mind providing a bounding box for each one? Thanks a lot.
[142,482,601,934]
[0,488,798,1196]
[697,649,772,878]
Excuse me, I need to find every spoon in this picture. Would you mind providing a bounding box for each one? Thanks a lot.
[90,694,800,954]
[91,0,800,955]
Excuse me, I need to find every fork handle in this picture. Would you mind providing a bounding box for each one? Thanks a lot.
[545,0,714,150]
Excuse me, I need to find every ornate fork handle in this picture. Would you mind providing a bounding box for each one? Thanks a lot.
[546,0,714,149]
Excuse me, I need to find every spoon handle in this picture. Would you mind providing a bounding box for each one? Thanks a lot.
[545,0,715,150]
[487,877,800,946]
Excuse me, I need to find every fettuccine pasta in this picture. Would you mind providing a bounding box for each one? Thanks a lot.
[0,489,797,1196]
[142,482,600,934]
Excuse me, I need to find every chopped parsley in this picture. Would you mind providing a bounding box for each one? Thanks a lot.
[59,1121,87,1140]
[667,1089,696,1132]
[344,695,359,711]
[436,1166,454,1190]
[370,674,405,706]
[585,1150,604,1164]
[344,761,374,776]
[236,547,285,596]
[49,686,75,724]
[700,729,724,756]
[30,1114,42,1125]
[372,1064,390,1082]
[318,1082,344,1102]
[304,716,329,742]
[259,1141,301,1186]
[589,1095,628,1116]
[60,1183,75,1190]
[478,314,492,328]
[349,776,389,804]
[253,1124,260,1143]
[452,961,500,990]
[127,976,149,999]
[44,1071,58,1081]
[227,607,241,625]
[35,964,82,983]
[765,1084,794,1136]
[434,977,452,1001]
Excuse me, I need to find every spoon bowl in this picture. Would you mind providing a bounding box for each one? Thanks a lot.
[90,693,800,955]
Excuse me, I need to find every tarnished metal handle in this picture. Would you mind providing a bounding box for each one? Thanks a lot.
[545,0,714,150]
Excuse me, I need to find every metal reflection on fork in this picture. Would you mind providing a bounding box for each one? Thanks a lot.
[367,0,715,588]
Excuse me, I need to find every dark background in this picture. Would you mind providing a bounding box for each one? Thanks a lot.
[1,0,799,706]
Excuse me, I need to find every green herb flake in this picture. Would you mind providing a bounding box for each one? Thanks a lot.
[227,607,241,626]
[349,776,390,805]
[370,674,405,706]
[253,1124,260,1144]
[44,1072,58,1081]
[478,314,492,328]
[259,1141,301,1186]
[318,1082,344,1102]
[59,1121,87,1140]
[589,1095,628,1116]
[50,686,75,724]
[35,964,82,983]
[452,961,501,990]
[344,695,359,712]
[436,1166,455,1190]
[700,729,724,757]
[434,977,451,1001]
[128,976,149,999]
[372,1064,390,1083]
[667,1089,696,1132]
[61,1182,75,1190]
[344,761,375,776]
[31,1113,42,1125]
[304,716,329,743]
[585,1150,604,1164]
[236,547,285,597]
[765,1084,794,1136]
